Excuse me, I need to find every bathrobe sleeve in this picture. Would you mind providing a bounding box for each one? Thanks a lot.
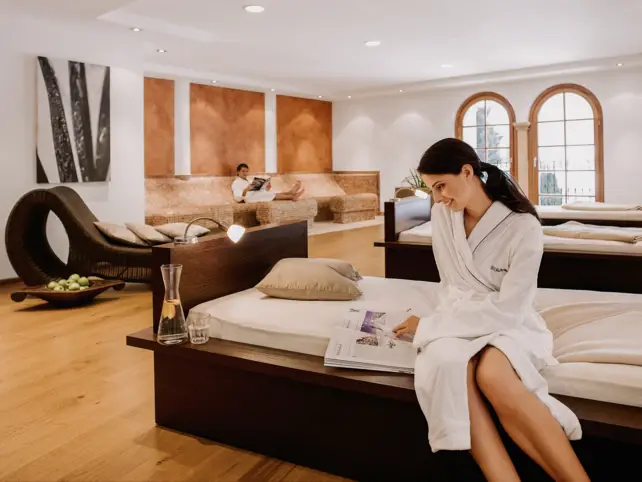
[231,178,248,203]
[415,221,544,344]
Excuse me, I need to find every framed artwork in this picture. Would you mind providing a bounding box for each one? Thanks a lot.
[36,55,110,183]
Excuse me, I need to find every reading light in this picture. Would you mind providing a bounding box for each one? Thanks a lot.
[390,187,431,202]
[174,217,246,244]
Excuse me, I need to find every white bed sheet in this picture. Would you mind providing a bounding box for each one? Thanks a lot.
[189,276,642,408]
[398,221,642,255]
[537,205,642,221]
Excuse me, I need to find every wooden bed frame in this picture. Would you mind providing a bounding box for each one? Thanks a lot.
[375,197,642,294]
[127,220,642,481]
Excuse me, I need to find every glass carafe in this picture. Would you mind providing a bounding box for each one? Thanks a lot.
[157,264,189,345]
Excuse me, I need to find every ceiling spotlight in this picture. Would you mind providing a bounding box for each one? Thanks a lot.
[616,62,624,67]
[244,5,265,13]
[270,88,275,92]
[211,80,217,84]
[398,89,404,93]
[131,27,141,32]
[441,64,453,68]
[348,96,352,99]
[318,95,323,98]
[157,49,166,53]
[364,40,381,47]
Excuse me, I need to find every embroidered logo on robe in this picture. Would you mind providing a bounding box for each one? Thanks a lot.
[491,265,508,273]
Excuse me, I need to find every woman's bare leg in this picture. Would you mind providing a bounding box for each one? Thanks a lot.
[466,358,520,482]
[274,189,305,201]
[477,348,589,481]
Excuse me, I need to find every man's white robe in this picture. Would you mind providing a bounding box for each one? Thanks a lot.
[413,201,582,452]
[231,176,276,203]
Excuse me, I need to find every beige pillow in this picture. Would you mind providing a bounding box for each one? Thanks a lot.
[94,222,148,247]
[306,258,362,281]
[256,258,362,301]
[154,222,210,239]
[125,223,172,245]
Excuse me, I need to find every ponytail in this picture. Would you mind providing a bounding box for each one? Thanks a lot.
[479,162,540,222]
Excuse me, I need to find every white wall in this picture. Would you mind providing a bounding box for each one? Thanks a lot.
[0,11,145,279]
[333,67,642,209]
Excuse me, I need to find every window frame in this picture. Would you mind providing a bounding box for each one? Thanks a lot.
[528,83,604,205]
[455,91,517,179]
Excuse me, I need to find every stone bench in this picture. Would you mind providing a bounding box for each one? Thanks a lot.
[329,193,379,224]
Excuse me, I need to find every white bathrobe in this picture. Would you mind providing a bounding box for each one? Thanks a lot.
[231,176,276,203]
[413,201,582,452]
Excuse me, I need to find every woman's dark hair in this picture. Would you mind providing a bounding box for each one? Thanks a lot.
[417,138,540,221]
[236,163,249,173]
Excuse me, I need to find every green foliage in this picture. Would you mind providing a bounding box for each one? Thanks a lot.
[402,169,428,189]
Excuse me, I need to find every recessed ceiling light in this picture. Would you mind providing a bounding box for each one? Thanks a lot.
[270,88,275,92]
[157,49,166,53]
[398,89,404,93]
[131,27,141,32]
[364,40,381,47]
[211,80,217,84]
[348,96,352,99]
[244,5,265,13]
[616,62,624,67]
[318,95,323,98]
[441,64,453,68]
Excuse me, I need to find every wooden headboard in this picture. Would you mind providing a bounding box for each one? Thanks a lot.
[150,221,308,332]
[384,197,432,242]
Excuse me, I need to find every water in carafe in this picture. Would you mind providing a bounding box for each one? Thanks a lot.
[157,264,189,345]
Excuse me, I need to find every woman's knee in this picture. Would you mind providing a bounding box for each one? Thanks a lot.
[476,348,523,414]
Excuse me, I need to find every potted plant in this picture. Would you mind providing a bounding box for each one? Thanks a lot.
[402,169,431,195]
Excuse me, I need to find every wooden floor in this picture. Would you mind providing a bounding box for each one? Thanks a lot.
[0,225,384,482]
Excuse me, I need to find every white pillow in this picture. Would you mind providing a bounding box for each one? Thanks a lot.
[94,222,148,247]
[125,223,172,245]
[154,222,210,239]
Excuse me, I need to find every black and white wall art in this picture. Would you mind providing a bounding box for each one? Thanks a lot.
[36,56,110,184]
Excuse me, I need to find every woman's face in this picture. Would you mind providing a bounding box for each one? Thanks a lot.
[421,165,475,212]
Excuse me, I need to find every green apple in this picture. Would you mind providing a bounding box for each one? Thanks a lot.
[68,274,80,282]
[47,281,58,289]
[79,286,88,290]
[78,277,89,287]
[68,282,80,291]
[53,285,64,291]
[58,279,68,288]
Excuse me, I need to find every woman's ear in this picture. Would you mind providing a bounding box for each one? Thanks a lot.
[461,164,473,179]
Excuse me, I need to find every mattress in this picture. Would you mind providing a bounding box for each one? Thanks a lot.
[537,205,642,221]
[398,221,642,255]
[189,276,642,408]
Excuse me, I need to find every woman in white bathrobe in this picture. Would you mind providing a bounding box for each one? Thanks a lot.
[392,138,589,481]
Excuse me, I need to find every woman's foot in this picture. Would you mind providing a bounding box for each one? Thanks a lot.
[293,189,305,201]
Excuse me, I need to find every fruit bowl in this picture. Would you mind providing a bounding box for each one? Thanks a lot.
[10,277,126,307]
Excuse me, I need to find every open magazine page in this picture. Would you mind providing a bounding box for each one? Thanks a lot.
[324,309,417,373]
[249,176,270,191]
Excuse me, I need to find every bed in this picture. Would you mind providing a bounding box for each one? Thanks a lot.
[128,221,642,482]
[538,205,642,227]
[376,197,642,294]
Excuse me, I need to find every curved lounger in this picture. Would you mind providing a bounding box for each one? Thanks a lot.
[5,186,153,286]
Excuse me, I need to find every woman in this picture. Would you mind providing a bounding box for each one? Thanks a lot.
[392,138,589,481]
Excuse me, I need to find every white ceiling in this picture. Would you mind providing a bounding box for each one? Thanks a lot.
[4,0,642,99]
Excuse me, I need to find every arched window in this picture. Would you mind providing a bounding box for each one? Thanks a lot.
[455,92,517,178]
[528,84,603,205]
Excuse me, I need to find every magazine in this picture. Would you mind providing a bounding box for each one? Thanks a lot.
[324,308,417,374]
[248,176,271,192]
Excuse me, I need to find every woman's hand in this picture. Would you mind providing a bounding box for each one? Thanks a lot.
[392,315,420,338]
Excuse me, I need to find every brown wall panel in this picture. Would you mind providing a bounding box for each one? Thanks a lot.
[277,95,332,173]
[144,78,175,178]
[190,84,265,176]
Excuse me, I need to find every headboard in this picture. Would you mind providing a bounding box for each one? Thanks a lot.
[384,197,432,242]
[150,221,308,332]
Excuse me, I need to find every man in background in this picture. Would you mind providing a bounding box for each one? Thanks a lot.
[232,163,304,203]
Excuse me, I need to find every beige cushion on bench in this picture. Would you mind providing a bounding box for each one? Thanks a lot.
[329,193,379,224]
[255,199,318,226]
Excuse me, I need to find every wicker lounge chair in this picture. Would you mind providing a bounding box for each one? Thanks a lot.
[5,186,153,286]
